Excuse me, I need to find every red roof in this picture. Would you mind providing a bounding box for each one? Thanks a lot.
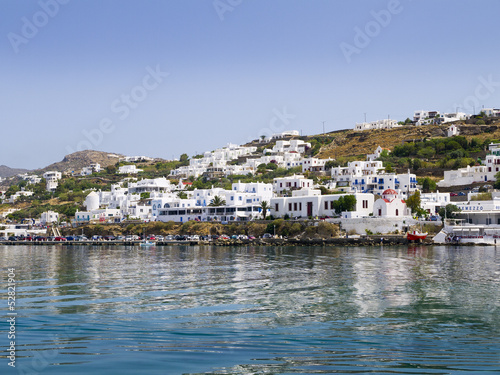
[182,182,193,185]
[382,189,398,195]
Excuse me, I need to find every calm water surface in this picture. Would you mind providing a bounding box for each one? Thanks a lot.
[0,245,499,374]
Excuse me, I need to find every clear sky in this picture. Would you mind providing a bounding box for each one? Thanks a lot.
[2,0,500,169]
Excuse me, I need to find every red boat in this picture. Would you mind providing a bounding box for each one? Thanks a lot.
[407,231,428,241]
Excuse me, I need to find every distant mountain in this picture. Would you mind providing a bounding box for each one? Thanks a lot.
[0,165,30,178]
[36,150,125,174]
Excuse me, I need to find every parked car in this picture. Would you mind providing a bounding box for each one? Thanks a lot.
[8,236,17,241]
[190,235,200,241]
[450,192,458,196]
[262,233,273,239]
[66,236,76,241]
[0,237,7,241]
[458,191,466,196]
[54,237,67,242]
[165,235,174,241]
[248,235,256,240]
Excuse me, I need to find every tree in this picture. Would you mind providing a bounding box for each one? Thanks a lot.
[332,195,356,215]
[406,190,421,214]
[260,201,270,220]
[438,204,461,219]
[180,153,189,163]
[209,195,226,206]
[177,191,188,199]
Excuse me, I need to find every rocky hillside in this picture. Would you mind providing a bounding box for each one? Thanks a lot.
[36,150,124,174]
[317,123,500,160]
[0,165,30,178]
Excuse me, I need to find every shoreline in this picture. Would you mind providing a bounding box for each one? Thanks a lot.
[0,236,436,247]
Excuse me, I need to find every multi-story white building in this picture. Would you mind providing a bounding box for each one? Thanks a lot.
[128,178,173,194]
[302,157,331,173]
[354,119,401,131]
[266,139,311,154]
[119,156,153,163]
[413,110,440,125]
[18,174,41,185]
[273,175,314,195]
[269,130,300,140]
[81,163,101,176]
[155,182,272,223]
[8,189,34,203]
[42,171,62,192]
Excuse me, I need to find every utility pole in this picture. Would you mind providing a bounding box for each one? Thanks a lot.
[322,121,326,134]
[364,113,367,123]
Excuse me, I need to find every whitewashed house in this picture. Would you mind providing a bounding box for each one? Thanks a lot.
[302,157,331,173]
[40,211,59,225]
[118,165,143,174]
[19,174,41,184]
[273,175,314,195]
[8,189,34,203]
[354,119,401,131]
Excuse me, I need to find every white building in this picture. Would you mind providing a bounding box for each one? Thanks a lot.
[40,210,59,225]
[447,124,459,137]
[438,112,469,124]
[271,189,374,219]
[43,171,62,192]
[273,175,314,195]
[367,146,390,161]
[438,143,500,187]
[266,139,311,154]
[482,108,500,117]
[128,178,173,194]
[8,189,34,203]
[302,157,331,173]
[75,208,122,224]
[269,130,300,140]
[420,191,450,215]
[156,182,272,223]
[373,189,411,218]
[81,163,101,176]
[19,174,41,185]
[119,165,143,174]
[413,110,440,126]
[120,156,153,163]
[354,119,401,131]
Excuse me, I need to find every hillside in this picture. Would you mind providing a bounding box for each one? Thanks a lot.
[316,123,500,160]
[0,165,30,178]
[36,150,125,174]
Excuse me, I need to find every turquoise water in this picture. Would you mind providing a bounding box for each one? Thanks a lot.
[1,245,499,374]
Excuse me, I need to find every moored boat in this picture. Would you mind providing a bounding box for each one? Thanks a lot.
[407,231,428,241]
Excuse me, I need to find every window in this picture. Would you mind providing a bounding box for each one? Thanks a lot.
[275,203,279,211]
[294,202,298,211]
[299,202,302,210]
[330,201,334,209]
[289,203,292,211]
[324,201,328,209]
[395,209,399,216]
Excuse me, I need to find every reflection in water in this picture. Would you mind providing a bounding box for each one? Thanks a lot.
[0,245,498,374]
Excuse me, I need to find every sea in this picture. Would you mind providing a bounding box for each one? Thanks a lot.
[1,244,499,374]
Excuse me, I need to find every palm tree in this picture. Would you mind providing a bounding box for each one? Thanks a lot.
[260,201,270,220]
[209,195,226,206]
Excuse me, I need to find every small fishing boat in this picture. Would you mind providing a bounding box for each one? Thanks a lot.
[140,240,155,247]
[407,230,428,241]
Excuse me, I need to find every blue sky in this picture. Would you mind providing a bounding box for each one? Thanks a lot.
[1,0,500,169]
